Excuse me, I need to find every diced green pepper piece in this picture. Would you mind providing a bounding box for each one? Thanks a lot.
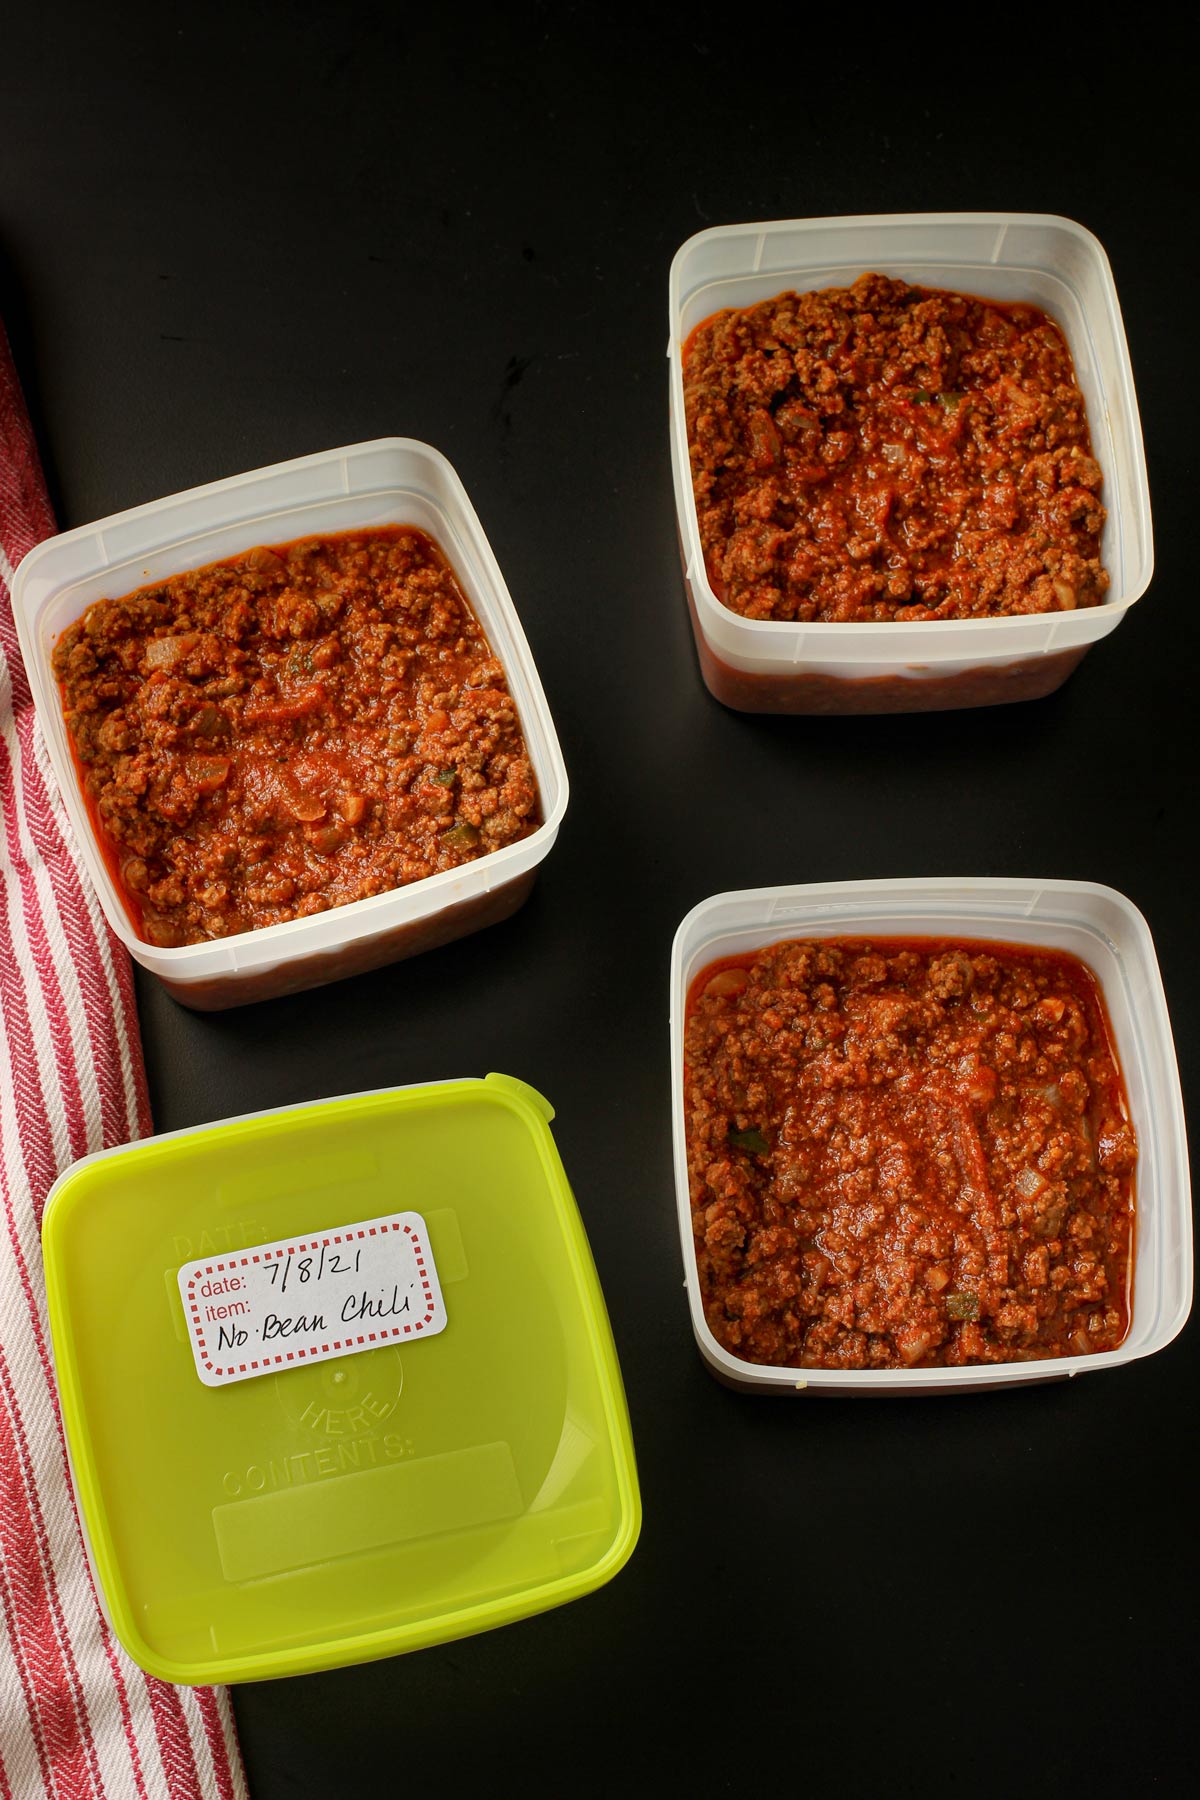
[911,388,931,403]
[937,391,965,409]
[729,1127,769,1155]
[442,822,480,849]
[431,768,458,787]
[946,1291,979,1321]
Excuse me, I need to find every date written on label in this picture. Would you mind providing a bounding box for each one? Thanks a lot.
[177,1210,447,1388]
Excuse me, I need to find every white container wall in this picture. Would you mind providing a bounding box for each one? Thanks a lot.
[670,878,1190,1393]
[668,214,1153,713]
[11,439,569,1008]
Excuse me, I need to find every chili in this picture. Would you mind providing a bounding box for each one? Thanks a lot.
[684,937,1136,1370]
[53,527,542,947]
[683,274,1108,623]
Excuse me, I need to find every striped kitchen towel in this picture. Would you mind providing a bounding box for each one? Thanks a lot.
[0,325,247,1798]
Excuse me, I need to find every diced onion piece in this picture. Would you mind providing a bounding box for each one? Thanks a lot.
[187,756,231,795]
[145,633,198,671]
[287,790,327,823]
[705,968,749,999]
[894,1324,935,1366]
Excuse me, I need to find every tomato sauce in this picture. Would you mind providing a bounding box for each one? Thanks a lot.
[680,564,1089,715]
[53,527,542,948]
[683,274,1108,624]
[684,937,1135,1371]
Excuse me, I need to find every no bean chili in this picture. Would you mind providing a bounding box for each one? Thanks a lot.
[53,526,542,947]
[683,273,1108,623]
[684,938,1136,1371]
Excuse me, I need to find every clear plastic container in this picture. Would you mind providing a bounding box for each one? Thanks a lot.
[668,214,1153,714]
[10,439,568,1008]
[42,1074,640,1683]
[670,878,1191,1394]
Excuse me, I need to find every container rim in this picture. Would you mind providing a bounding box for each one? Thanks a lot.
[668,876,1193,1391]
[667,208,1114,304]
[667,211,1154,661]
[11,438,569,978]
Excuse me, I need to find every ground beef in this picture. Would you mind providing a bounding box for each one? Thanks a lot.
[683,273,1108,623]
[53,527,542,947]
[684,938,1135,1371]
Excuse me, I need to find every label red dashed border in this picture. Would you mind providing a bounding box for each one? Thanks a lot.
[183,1219,439,1379]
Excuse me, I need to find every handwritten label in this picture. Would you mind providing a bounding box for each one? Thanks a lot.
[177,1211,447,1388]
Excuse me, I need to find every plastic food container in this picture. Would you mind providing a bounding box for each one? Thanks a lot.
[670,878,1191,1394]
[668,213,1153,714]
[42,1074,640,1683]
[10,439,568,1008]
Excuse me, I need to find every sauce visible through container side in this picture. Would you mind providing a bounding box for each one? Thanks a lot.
[683,274,1108,624]
[683,937,1136,1371]
[53,526,542,948]
[679,563,1090,714]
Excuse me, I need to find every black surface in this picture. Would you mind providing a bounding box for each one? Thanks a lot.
[5,10,1197,1797]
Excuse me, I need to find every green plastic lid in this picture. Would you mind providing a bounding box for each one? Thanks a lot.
[43,1074,640,1684]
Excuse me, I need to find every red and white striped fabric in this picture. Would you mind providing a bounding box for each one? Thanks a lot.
[0,327,247,1798]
